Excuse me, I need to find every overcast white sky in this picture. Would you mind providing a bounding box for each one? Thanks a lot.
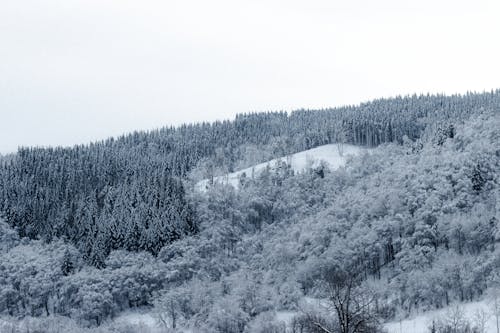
[1,0,499,153]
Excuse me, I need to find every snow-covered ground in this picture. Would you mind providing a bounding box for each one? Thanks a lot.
[385,300,497,333]
[113,311,161,332]
[113,310,193,333]
[275,298,499,333]
[110,298,499,333]
[196,144,367,191]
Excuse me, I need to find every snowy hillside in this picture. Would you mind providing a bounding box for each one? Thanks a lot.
[1,93,498,333]
[196,144,368,191]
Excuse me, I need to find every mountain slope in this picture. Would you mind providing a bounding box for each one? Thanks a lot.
[0,93,499,333]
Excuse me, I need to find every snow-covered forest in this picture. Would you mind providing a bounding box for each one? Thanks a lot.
[0,91,499,332]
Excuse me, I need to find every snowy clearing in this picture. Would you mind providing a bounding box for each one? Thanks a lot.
[196,144,368,191]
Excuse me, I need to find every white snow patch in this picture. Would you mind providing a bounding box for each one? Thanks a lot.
[275,310,297,325]
[385,300,497,333]
[113,310,193,333]
[113,311,161,332]
[196,144,368,191]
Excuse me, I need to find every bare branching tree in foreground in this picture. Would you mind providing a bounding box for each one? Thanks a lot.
[311,263,382,333]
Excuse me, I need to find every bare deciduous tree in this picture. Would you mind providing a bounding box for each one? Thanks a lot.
[320,266,382,333]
